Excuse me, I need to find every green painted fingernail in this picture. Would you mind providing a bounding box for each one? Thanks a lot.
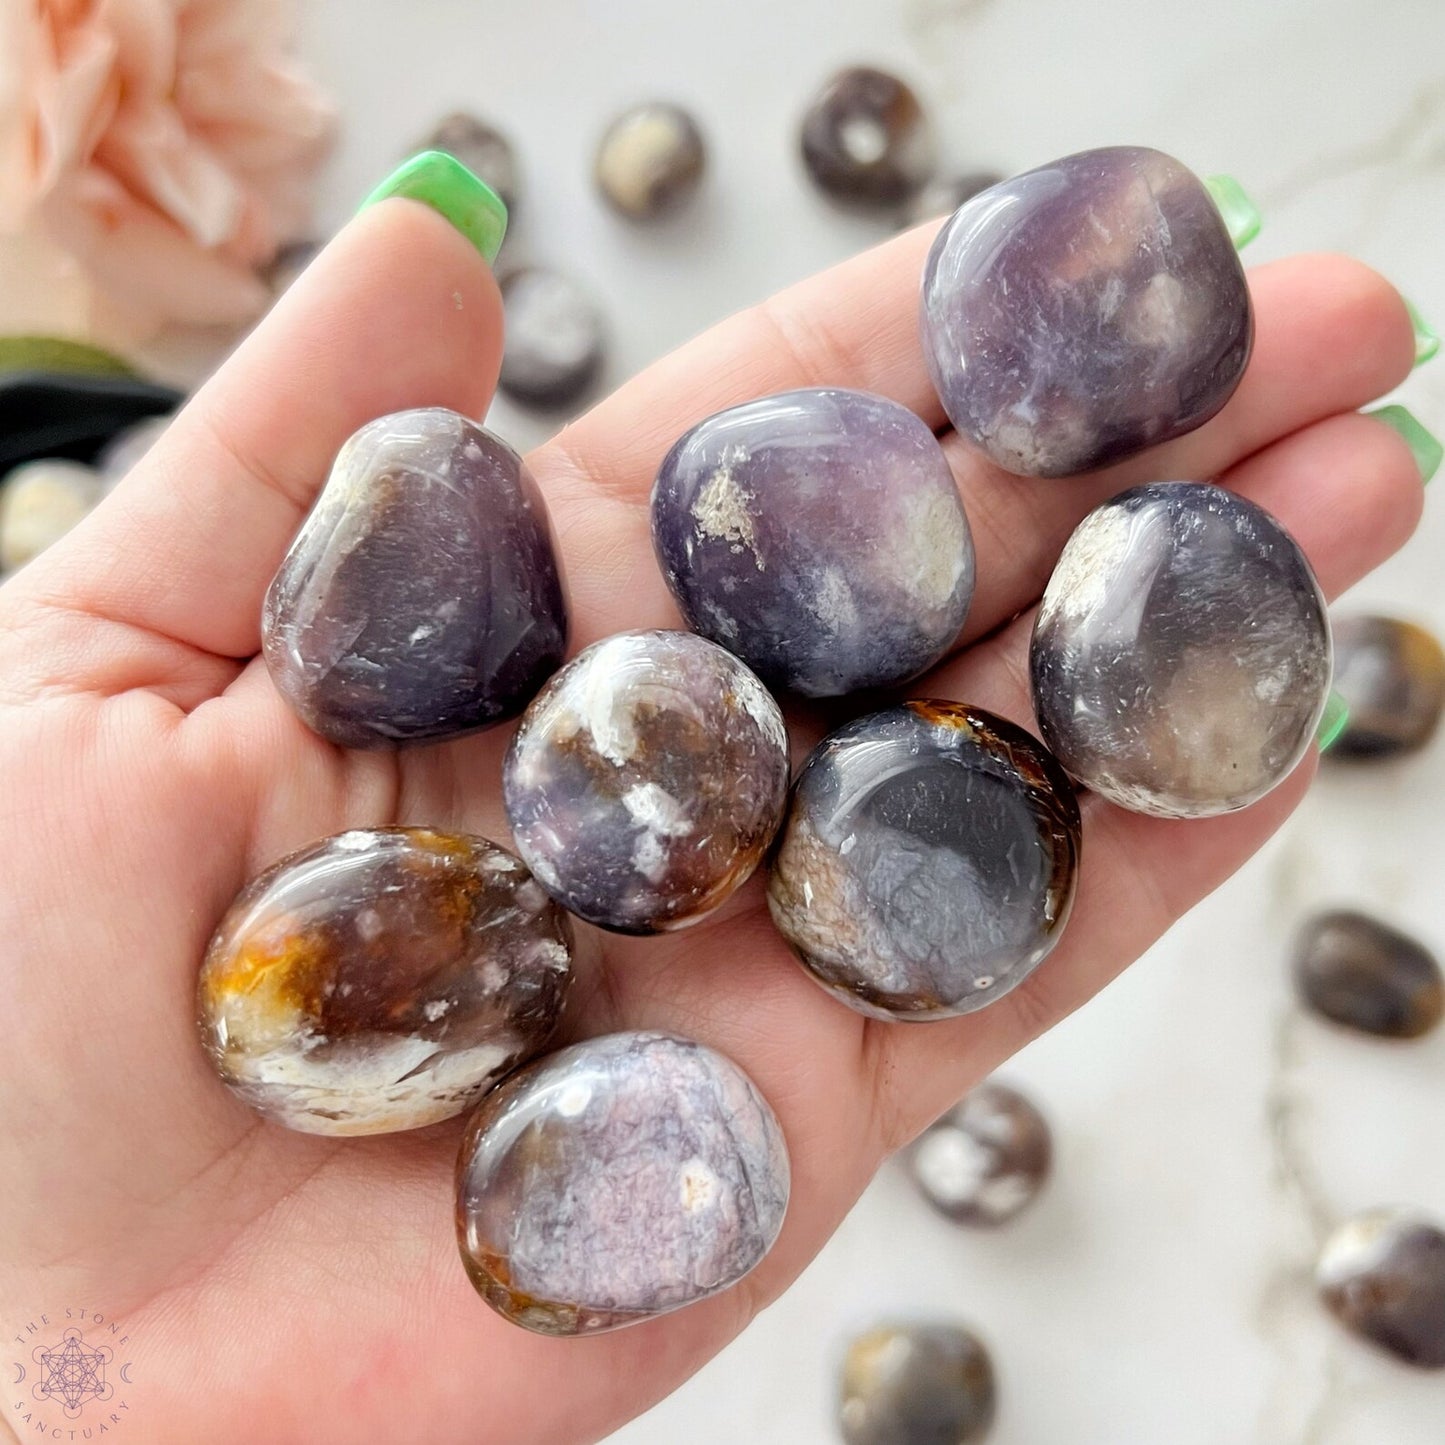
[1317,691,1351,752]
[1205,174,1261,250]
[1405,298,1439,367]
[1367,404,1443,484]
[359,150,508,265]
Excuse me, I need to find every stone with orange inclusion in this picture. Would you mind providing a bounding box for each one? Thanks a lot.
[197,828,573,1135]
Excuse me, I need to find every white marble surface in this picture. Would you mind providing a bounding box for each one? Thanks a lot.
[295,2,1445,1439]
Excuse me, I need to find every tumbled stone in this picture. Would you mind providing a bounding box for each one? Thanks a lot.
[1328,614,1445,759]
[456,1030,789,1335]
[594,103,705,220]
[1031,483,1330,818]
[800,67,936,207]
[768,703,1080,1020]
[839,1322,996,1445]
[263,408,567,748]
[1292,910,1443,1040]
[0,458,104,570]
[898,171,1004,228]
[503,631,788,933]
[1317,1208,1445,1368]
[920,146,1252,477]
[498,267,606,410]
[651,387,974,697]
[908,1081,1052,1226]
[416,112,519,213]
[197,828,573,1136]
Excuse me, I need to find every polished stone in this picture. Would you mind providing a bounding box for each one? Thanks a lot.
[768,703,1080,1020]
[498,267,606,410]
[1328,614,1445,759]
[197,828,573,1136]
[651,387,974,697]
[800,67,936,207]
[455,1030,789,1335]
[0,458,104,570]
[1292,910,1443,1040]
[899,171,1004,228]
[1030,483,1330,818]
[920,146,1252,477]
[503,630,789,933]
[839,1322,996,1445]
[1318,1208,1445,1368]
[263,408,567,748]
[594,103,705,220]
[908,1081,1052,1226]
[417,112,519,213]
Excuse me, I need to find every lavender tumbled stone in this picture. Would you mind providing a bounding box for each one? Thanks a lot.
[456,1031,790,1335]
[503,631,790,933]
[652,388,974,697]
[263,408,567,748]
[921,146,1252,477]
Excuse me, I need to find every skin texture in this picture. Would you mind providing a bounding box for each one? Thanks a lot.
[0,193,1425,1445]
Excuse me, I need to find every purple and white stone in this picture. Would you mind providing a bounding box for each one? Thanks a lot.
[768,703,1080,1021]
[503,630,790,933]
[455,1030,790,1335]
[920,146,1253,477]
[197,828,573,1136]
[1317,1208,1445,1368]
[263,408,567,749]
[1030,482,1331,818]
[908,1081,1052,1226]
[651,388,974,697]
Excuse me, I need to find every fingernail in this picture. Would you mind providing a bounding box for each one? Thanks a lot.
[1317,691,1351,752]
[1367,404,1443,484]
[1204,174,1261,250]
[1405,298,1439,367]
[358,151,508,265]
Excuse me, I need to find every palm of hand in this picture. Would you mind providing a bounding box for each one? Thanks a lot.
[0,201,1422,1445]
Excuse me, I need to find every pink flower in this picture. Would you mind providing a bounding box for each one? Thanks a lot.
[0,0,334,333]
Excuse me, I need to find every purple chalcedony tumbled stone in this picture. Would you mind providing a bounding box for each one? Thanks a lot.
[455,1030,790,1336]
[920,146,1253,478]
[768,703,1080,1021]
[263,408,567,748]
[651,388,974,697]
[503,630,790,933]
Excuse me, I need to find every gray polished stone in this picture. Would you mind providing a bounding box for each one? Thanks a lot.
[1328,614,1445,759]
[1318,1208,1445,1368]
[417,112,519,213]
[921,146,1252,477]
[800,67,936,207]
[263,408,567,749]
[1030,482,1330,818]
[839,1322,996,1445]
[455,1030,790,1335]
[197,828,573,1136]
[499,267,605,410]
[1292,910,1443,1040]
[908,1081,1052,1226]
[503,630,789,933]
[651,387,974,697]
[768,703,1080,1021]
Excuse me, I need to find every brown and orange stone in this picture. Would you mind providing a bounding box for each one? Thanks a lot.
[768,703,1080,1020]
[198,828,573,1135]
